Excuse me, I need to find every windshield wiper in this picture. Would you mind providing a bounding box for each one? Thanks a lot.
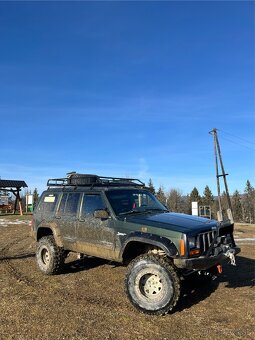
[118,208,168,216]
[143,208,168,213]
[118,209,140,216]
[118,209,144,216]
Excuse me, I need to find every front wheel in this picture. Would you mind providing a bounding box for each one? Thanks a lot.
[125,254,181,315]
[36,236,65,275]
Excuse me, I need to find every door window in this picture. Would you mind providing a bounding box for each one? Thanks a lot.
[81,194,105,216]
[58,193,80,216]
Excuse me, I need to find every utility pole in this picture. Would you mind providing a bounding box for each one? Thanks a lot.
[209,128,233,223]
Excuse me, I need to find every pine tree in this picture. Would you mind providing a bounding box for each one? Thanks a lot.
[231,190,243,223]
[202,185,214,206]
[243,180,255,224]
[33,188,39,206]
[166,189,183,212]
[147,178,156,195]
[200,185,214,218]
[189,187,201,204]
[156,186,167,205]
[188,187,201,215]
[221,191,229,213]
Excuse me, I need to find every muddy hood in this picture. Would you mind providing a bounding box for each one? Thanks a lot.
[125,212,219,234]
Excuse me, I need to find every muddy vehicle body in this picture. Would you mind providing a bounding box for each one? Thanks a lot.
[32,174,240,315]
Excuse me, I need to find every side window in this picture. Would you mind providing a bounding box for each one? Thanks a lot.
[58,193,68,214]
[65,193,80,215]
[58,193,80,216]
[81,194,105,216]
[37,193,59,213]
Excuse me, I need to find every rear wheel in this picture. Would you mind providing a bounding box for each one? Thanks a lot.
[36,236,65,275]
[125,254,180,315]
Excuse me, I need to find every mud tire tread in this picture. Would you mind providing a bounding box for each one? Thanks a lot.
[125,254,181,315]
[36,236,65,275]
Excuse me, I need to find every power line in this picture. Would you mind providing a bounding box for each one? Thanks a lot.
[218,129,255,146]
[219,135,255,151]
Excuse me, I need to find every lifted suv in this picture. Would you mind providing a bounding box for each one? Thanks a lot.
[32,173,240,315]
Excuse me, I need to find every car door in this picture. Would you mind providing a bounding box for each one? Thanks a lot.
[54,192,81,248]
[76,192,117,260]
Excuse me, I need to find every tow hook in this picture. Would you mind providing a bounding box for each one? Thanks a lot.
[217,265,222,274]
[224,249,236,266]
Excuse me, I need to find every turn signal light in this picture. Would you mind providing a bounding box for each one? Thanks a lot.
[189,249,201,256]
[217,265,223,274]
[180,239,185,256]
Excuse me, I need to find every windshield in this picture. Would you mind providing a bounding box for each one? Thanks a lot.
[105,189,168,216]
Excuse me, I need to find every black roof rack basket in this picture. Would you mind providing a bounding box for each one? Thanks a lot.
[47,173,145,188]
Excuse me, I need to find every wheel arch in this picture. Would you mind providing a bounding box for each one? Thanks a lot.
[121,232,178,264]
[36,224,63,247]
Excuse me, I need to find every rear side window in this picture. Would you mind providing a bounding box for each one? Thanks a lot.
[58,193,81,216]
[37,193,59,213]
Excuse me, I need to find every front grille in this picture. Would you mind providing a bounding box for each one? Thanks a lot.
[198,230,217,253]
[218,224,233,236]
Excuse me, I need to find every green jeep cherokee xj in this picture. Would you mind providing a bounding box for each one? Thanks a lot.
[32,173,240,315]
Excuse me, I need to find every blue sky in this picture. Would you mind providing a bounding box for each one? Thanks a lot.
[0,1,254,196]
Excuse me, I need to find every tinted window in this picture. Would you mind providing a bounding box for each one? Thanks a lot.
[38,193,59,214]
[58,193,80,216]
[81,194,105,216]
[58,193,68,214]
[105,189,167,216]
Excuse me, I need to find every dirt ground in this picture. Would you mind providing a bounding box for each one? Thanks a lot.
[0,215,254,340]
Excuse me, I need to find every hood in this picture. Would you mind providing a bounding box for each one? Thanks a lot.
[124,212,218,234]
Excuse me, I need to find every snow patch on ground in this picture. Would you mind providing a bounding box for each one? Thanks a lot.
[0,219,30,227]
[235,238,255,244]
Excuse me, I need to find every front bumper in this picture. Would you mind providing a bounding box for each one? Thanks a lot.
[173,246,241,270]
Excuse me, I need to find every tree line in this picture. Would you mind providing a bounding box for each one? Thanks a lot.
[148,179,255,224]
[7,181,254,224]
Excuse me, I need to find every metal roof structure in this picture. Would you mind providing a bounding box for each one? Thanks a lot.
[47,174,144,188]
[0,179,28,215]
[0,180,27,188]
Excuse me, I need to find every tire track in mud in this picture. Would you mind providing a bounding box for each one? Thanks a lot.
[0,236,37,287]
[2,258,35,286]
[0,236,27,254]
[1,236,124,310]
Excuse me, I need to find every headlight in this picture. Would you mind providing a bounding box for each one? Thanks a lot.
[188,237,196,249]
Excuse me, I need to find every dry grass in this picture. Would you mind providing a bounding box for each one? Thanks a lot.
[0,218,254,339]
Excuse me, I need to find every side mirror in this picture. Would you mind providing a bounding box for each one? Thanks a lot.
[94,209,109,220]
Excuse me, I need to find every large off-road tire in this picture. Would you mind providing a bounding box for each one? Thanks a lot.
[36,236,65,275]
[125,254,181,315]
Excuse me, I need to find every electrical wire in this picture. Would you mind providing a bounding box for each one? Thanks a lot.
[218,129,255,145]
[219,135,255,151]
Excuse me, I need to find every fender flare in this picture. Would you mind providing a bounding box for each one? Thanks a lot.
[121,231,178,259]
[36,223,63,247]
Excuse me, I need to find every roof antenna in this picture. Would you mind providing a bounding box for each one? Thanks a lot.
[209,128,233,223]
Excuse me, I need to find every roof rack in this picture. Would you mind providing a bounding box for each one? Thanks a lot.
[47,174,145,188]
